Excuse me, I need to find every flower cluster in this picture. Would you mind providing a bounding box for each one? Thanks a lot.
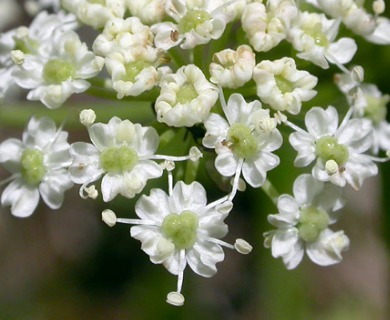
[0,0,390,307]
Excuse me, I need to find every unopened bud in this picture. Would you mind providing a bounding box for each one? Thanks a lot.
[79,109,96,126]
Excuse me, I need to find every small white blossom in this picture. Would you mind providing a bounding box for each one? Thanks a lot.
[203,93,282,191]
[105,45,170,99]
[126,0,167,25]
[289,105,377,189]
[92,17,154,57]
[242,0,298,52]
[69,117,163,202]
[253,57,318,115]
[0,117,73,217]
[0,11,77,101]
[12,30,104,109]
[106,180,251,305]
[288,11,357,69]
[209,45,255,89]
[335,74,390,154]
[264,174,347,269]
[155,64,218,127]
[151,0,232,49]
[61,0,126,29]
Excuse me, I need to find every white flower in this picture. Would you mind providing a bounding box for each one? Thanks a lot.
[0,11,77,101]
[203,93,282,192]
[209,44,255,89]
[264,174,348,269]
[253,57,318,115]
[363,17,390,45]
[105,45,170,99]
[69,117,163,202]
[242,0,298,52]
[92,17,154,57]
[12,30,104,109]
[288,11,357,69]
[0,117,73,217]
[155,64,218,127]
[126,0,167,25]
[61,0,126,29]
[103,180,251,305]
[288,105,377,189]
[151,0,231,49]
[335,74,390,154]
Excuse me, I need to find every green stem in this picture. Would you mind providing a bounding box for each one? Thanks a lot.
[261,179,280,205]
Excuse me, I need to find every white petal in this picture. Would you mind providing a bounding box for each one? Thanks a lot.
[0,138,23,173]
[326,38,357,65]
[1,179,40,217]
[186,240,224,277]
[305,106,339,137]
[39,170,73,209]
[135,188,171,222]
[215,152,238,177]
[293,174,323,206]
[171,181,207,214]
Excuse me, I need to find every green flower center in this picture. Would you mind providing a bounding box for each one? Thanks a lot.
[13,37,38,54]
[306,23,329,47]
[364,94,389,125]
[176,83,197,104]
[316,136,349,166]
[21,148,46,185]
[298,206,329,242]
[227,123,258,159]
[121,60,152,83]
[43,59,75,84]
[100,145,138,174]
[162,211,199,250]
[178,9,211,33]
[275,75,294,94]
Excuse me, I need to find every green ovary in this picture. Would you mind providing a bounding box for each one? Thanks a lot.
[178,9,211,33]
[122,60,151,82]
[316,136,349,166]
[364,95,389,125]
[176,83,197,104]
[298,206,329,242]
[13,37,38,54]
[43,59,75,84]
[227,123,258,159]
[100,146,138,173]
[162,211,199,250]
[307,23,329,47]
[275,75,294,94]
[21,148,46,185]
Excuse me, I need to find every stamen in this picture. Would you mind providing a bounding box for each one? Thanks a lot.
[218,85,228,116]
[166,292,185,307]
[84,185,99,199]
[228,158,244,201]
[0,174,19,187]
[102,209,117,227]
[234,238,253,254]
[283,119,307,135]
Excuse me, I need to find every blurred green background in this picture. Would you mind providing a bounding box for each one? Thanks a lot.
[0,1,389,319]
